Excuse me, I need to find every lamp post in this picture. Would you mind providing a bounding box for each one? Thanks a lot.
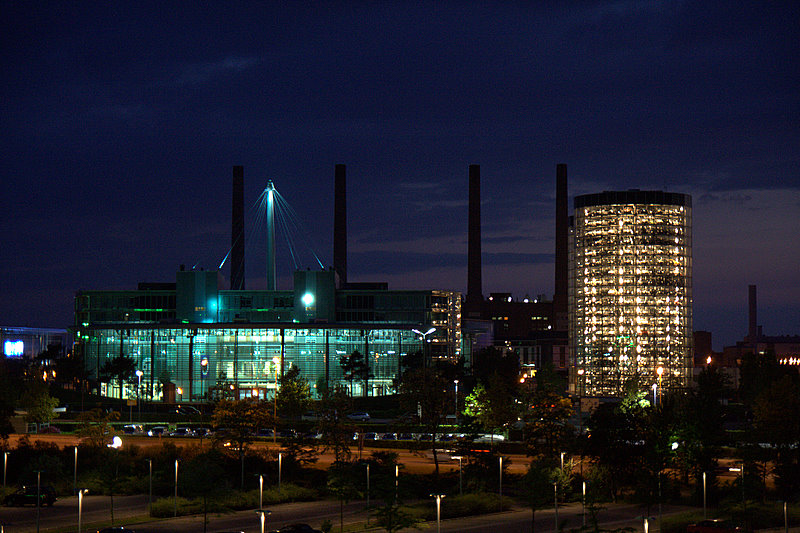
[651,383,657,406]
[73,446,78,495]
[255,509,271,533]
[582,481,586,528]
[35,469,43,533]
[147,459,152,516]
[702,471,707,519]
[259,474,263,510]
[135,369,143,421]
[366,463,370,513]
[656,366,664,404]
[430,494,446,533]
[560,451,565,471]
[499,456,503,511]
[451,456,463,496]
[174,459,179,518]
[554,481,559,532]
[77,489,88,533]
[177,387,183,403]
[411,327,436,367]
[272,356,280,444]
[278,452,282,493]
[453,379,459,420]
[730,464,745,527]
[395,464,399,502]
[3,451,6,488]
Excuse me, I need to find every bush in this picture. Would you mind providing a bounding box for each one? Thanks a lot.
[409,492,509,521]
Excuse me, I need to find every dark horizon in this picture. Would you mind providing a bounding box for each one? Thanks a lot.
[1,2,798,350]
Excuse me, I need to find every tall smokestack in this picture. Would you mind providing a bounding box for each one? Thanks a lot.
[466,164,482,313]
[231,165,245,290]
[748,284,758,341]
[554,163,568,331]
[334,164,347,287]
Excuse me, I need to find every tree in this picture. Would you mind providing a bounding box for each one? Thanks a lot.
[276,364,312,420]
[21,383,60,431]
[212,399,274,488]
[181,449,230,533]
[76,408,120,447]
[397,366,450,481]
[100,355,137,399]
[521,459,558,533]
[340,350,371,397]
[327,461,361,533]
[522,384,573,459]
[464,373,521,439]
[317,384,355,463]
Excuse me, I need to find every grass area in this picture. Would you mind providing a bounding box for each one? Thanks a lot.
[149,482,317,517]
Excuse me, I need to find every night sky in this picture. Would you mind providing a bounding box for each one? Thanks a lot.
[2,2,798,350]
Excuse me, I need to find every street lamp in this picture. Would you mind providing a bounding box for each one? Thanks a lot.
[272,356,280,444]
[395,464,399,502]
[73,446,78,495]
[451,456,463,496]
[174,459,179,518]
[430,494,446,533]
[366,463,370,513]
[259,474,263,510]
[582,481,586,528]
[34,469,43,533]
[453,379,459,419]
[177,387,183,402]
[554,481,559,532]
[702,471,707,519]
[412,327,436,367]
[255,509,272,533]
[499,456,503,511]
[278,452,282,493]
[651,383,657,406]
[135,369,143,421]
[560,451,565,471]
[3,451,6,488]
[77,489,89,533]
[656,366,664,404]
[147,459,152,516]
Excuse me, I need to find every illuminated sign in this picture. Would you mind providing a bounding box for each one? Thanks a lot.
[4,340,24,357]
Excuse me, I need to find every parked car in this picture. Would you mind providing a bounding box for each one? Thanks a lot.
[122,424,143,435]
[256,428,274,437]
[380,433,396,440]
[346,412,370,422]
[147,426,166,437]
[169,427,194,437]
[686,520,741,533]
[3,485,57,506]
[194,427,212,437]
[268,524,322,533]
[174,405,201,416]
[397,432,413,441]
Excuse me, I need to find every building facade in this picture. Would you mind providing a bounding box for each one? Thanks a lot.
[569,190,693,398]
[74,268,463,401]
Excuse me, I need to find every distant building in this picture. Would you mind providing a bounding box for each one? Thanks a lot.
[569,190,693,398]
[1,326,68,361]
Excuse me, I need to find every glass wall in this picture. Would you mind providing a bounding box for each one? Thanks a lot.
[84,325,422,401]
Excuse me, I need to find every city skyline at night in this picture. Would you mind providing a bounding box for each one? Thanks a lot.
[2,3,798,350]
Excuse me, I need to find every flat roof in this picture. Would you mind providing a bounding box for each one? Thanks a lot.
[575,190,691,209]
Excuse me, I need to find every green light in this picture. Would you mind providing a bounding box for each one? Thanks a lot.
[302,293,314,306]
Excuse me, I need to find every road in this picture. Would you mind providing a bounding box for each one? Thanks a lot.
[0,495,698,533]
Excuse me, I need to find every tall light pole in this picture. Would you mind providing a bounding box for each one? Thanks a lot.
[77,489,88,533]
[259,474,263,510]
[582,481,586,527]
[702,471,707,519]
[278,452,282,493]
[451,456,463,496]
[430,494,446,533]
[255,509,271,533]
[174,459,179,518]
[554,481,559,532]
[147,459,152,516]
[272,356,280,444]
[395,464,399,503]
[411,327,436,367]
[453,379,459,420]
[73,446,78,495]
[366,463,370,514]
[499,456,503,511]
[34,469,43,533]
[651,383,657,406]
[3,451,6,488]
[560,451,565,471]
[656,366,664,404]
[135,369,143,421]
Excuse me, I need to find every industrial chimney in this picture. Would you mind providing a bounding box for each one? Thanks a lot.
[231,165,245,290]
[465,164,483,316]
[748,284,758,341]
[334,164,347,287]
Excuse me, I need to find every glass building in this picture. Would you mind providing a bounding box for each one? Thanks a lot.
[74,268,462,401]
[569,191,693,398]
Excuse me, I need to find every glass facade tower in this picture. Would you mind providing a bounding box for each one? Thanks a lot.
[570,191,692,397]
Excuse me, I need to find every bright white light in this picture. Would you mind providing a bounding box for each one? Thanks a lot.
[108,436,123,449]
[302,293,314,306]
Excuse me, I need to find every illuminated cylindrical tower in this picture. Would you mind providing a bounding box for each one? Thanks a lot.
[570,190,692,397]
